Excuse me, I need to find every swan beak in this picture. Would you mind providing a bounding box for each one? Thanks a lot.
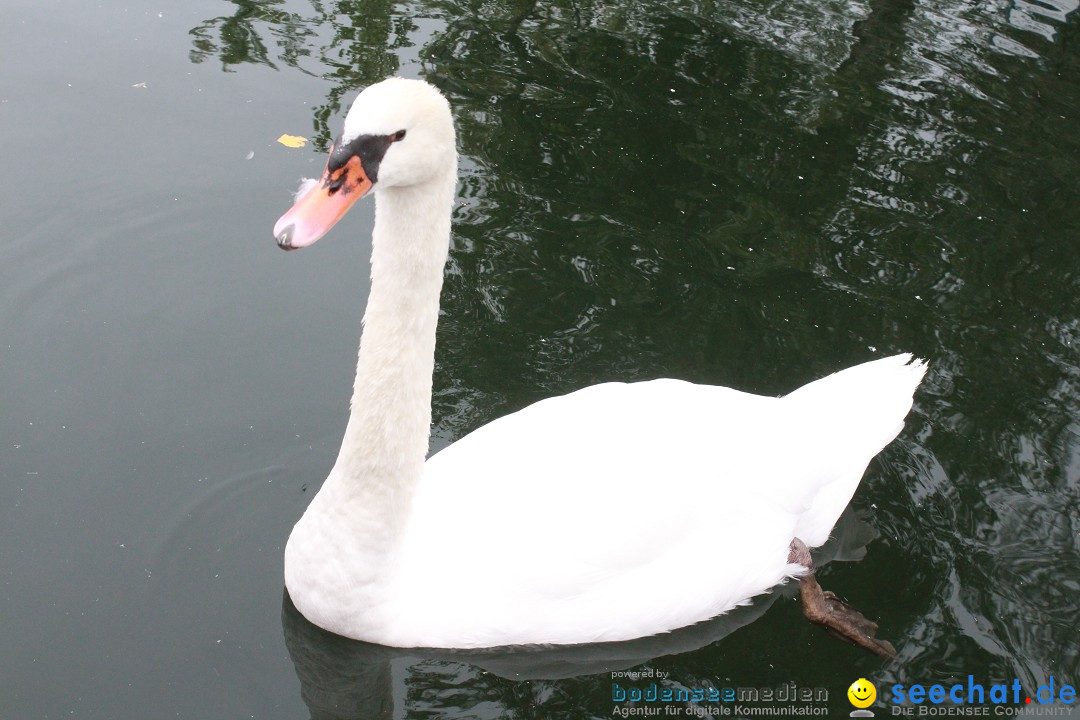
[274,155,373,251]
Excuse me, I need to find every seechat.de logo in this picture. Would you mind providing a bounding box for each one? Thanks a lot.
[849,678,878,717]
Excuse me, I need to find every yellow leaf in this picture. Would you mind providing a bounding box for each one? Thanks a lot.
[277,134,308,148]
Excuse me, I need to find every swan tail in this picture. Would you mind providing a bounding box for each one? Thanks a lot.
[781,353,928,546]
[784,353,927,446]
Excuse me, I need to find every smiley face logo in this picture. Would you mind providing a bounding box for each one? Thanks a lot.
[848,678,877,708]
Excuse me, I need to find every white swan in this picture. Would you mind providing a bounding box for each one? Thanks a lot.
[273,77,926,654]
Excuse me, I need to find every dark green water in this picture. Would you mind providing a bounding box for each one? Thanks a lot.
[2,0,1077,717]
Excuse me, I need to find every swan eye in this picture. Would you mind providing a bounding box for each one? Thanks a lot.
[390,129,406,142]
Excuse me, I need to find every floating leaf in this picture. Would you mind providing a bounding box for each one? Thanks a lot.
[277,134,308,148]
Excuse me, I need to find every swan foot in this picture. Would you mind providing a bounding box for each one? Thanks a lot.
[788,538,897,659]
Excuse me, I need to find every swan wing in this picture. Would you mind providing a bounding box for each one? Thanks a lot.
[397,381,802,646]
[390,355,925,647]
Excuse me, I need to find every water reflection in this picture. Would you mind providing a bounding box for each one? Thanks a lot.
[282,513,878,716]
[280,592,776,719]
[190,0,409,146]
[189,1,322,72]
[189,0,1079,709]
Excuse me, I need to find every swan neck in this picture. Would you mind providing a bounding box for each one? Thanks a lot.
[327,174,454,530]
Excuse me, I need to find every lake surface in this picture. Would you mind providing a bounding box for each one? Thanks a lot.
[2,0,1078,717]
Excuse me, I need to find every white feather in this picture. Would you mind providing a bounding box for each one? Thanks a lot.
[293,177,318,202]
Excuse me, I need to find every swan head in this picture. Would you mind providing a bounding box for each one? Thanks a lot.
[273,77,456,251]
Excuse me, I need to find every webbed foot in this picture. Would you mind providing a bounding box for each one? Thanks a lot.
[788,538,897,659]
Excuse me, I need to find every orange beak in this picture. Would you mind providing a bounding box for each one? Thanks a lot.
[274,153,373,251]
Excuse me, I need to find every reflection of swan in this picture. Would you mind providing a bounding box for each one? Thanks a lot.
[272,77,927,655]
[280,588,781,720]
[280,509,878,719]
